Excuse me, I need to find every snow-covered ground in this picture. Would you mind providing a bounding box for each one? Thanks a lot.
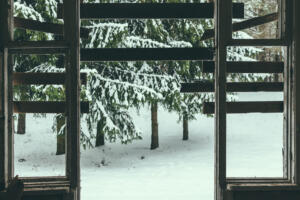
[14,92,283,200]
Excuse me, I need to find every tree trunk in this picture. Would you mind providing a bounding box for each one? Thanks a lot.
[17,85,27,135]
[95,121,105,146]
[151,102,159,150]
[183,115,189,140]
[56,115,65,155]
[16,114,26,134]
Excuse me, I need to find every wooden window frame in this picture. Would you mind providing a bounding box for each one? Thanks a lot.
[1,0,300,200]
[0,0,81,199]
[215,0,300,199]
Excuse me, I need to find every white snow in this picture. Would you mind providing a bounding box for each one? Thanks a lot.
[14,92,283,200]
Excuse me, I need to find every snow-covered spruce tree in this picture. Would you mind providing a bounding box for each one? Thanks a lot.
[82,0,262,149]
[15,0,264,153]
[62,0,260,150]
[13,0,58,135]
[81,17,178,148]
[13,0,85,155]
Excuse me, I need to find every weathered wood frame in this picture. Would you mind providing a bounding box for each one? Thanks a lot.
[0,0,14,192]
[0,0,299,200]
[63,0,81,199]
[214,0,231,199]
[214,0,300,200]
[0,0,82,200]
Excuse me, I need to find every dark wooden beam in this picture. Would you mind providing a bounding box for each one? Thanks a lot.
[13,101,89,113]
[293,0,300,185]
[63,0,81,197]
[81,48,214,61]
[226,177,290,184]
[0,0,14,191]
[214,0,231,199]
[13,17,90,38]
[282,0,293,181]
[180,82,283,93]
[228,39,287,46]
[0,176,24,200]
[7,41,68,54]
[202,61,284,73]
[229,186,300,200]
[13,72,87,86]
[57,3,244,19]
[9,46,214,59]
[21,188,69,200]
[201,12,278,41]
[203,101,283,114]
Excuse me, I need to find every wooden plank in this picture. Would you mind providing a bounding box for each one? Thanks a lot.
[181,82,214,93]
[293,0,300,186]
[226,177,290,184]
[228,39,287,46]
[203,101,283,114]
[13,72,87,86]
[0,0,14,191]
[13,17,90,38]
[0,52,5,191]
[7,41,68,54]
[202,61,284,73]
[180,82,283,93]
[57,3,244,19]
[21,187,69,199]
[13,101,89,113]
[63,0,81,198]
[282,0,293,181]
[214,0,231,200]
[279,0,293,42]
[23,179,70,189]
[201,13,278,41]
[231,190,300,200]
[227,183,300,191]
[81,48,214,61]
[10,46,214,60]
[20,177,68,183]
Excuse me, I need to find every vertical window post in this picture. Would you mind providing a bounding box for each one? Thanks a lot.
[214,0,232,199]
[63,0,81,199]
[0,0,14,190]
[292,0,300,185]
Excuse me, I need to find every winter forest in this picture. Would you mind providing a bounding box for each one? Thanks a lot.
[13,0,284,199]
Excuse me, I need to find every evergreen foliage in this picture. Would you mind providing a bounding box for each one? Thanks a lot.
[14,0,266,148]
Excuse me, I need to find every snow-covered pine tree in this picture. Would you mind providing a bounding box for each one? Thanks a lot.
[14,0,266,152]
[13,0,59,135]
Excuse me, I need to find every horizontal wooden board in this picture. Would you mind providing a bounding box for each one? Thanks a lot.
[228,39,287,46]
[13,73,87,86]
[57,3,244,19]
[20,177,68,183]
[203,101,283,114]
[14,17,90,38]
[13,101,89,113]
[8,41,68,54]
[181,82,283,93]
[227,184,300,191]
[202,61,284,73]
[81,48,214,61]
[231,191,300,200]
[21,187,69,200]
[201,12,278,41]
[226,177,290,184]
[228,184,300,200]
[181,82,214,92]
